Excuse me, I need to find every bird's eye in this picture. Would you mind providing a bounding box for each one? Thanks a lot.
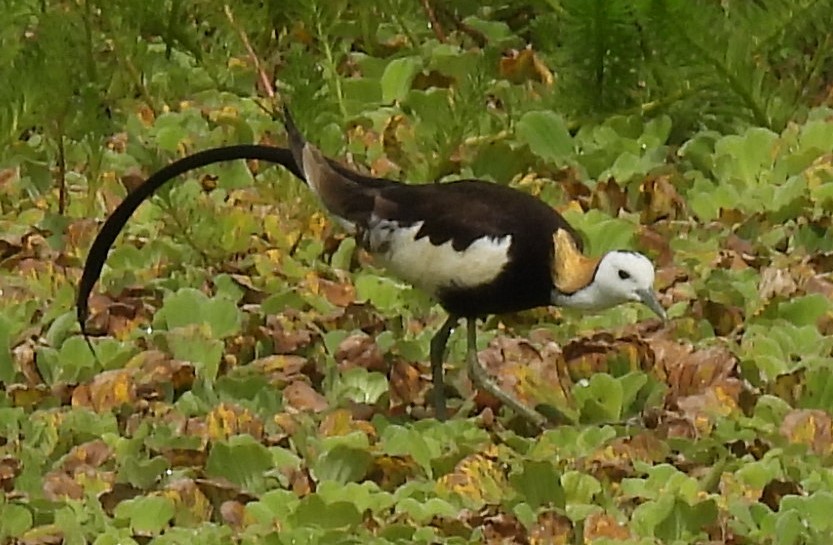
[618,270,631,280]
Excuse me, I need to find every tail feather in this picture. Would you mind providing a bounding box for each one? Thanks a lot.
[77,145,299,340]
[78,112,398,344]
[283,108,377,224]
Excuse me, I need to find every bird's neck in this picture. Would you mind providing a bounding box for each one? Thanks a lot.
[553,282,618,311]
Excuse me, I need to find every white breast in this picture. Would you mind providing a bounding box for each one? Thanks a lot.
[366,218,512,295]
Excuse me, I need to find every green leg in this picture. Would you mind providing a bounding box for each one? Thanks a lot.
[430,315,458,420]
[464,317,548,428]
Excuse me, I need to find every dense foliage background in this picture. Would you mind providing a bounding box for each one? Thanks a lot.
[2,0,833,543]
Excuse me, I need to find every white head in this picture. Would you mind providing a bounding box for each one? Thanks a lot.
[553,250,666,319]
[594,251,664,313]
[549,229,666,319]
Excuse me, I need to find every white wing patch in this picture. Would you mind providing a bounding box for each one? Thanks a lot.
[366,218,512,295]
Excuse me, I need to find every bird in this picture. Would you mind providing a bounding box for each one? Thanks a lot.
[78,108,667,428]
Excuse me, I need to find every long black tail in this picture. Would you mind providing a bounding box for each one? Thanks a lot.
[78,123,397,344]
[77,144,301,337]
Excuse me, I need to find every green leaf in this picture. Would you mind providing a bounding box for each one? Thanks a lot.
[516,110,574,164]
[113,495,175,535]
[394,497,458,523]
[561,471,601,504]
[0,503,33,538]
[781,491,833,532]
[54,336,99,383]
[158,288,241,337]
[381,425,435,478]
[167,329,223,380]
[331,237,357,271]
[381,56,422,103]
[0,316,16,383]
[774,294,830,326]
[354,273,406,312]
[312,444,372,484]
[206,435,273,492]
[510,460,565,509]
[119,455,169,490]
[292,494,362,529]
[333,368,389,405]
[774,508,803,545]
[655,499,718,541]
[573,373,624,422]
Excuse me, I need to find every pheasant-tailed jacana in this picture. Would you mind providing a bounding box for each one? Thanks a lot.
[78,109,666,428]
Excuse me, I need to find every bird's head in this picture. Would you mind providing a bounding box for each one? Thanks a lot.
[592,251,666,319]
[550,229,666,320]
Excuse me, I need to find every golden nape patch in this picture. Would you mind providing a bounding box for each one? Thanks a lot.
[552,229,600,294]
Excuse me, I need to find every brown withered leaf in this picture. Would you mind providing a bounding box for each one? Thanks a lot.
[412,70,455,90]
[804,274,833,299]
[6,384,51,409]
[676,384,744,435]
[716,248,752,271]
[585,431,669,481]
[65,219,98,252]
[0,455,21,492]
[160,448,208,469]
[83,292,149,339]
[129,350,196,396]
[436,446,509,506]
[273,412,302,437]
[591,178,627,215]
[724,233,755,259]
[656,343,738,400]
[261,314,315,353]
[693,299,744,336]
[207,403,264,441]
[98,483,142,515]
[718,207,745,226]
[640,173,686,223]
[477,336,571,411]
[368,455,419,490]
[389,359,424,407]
[13,339,41,386]
[61,440,112,472]
[195,477,256,506]
[72,369,137,412]
[287,467,314,496]
[780,409,833,455]
[584,512,631,542]
[335,333,385,372]
[318,408,376,439]
[562,333,655,381]
[220,500,247,529]
[499,47,554,85]
[0,232,23,261]
[283,381,328,413]
[161,478,213,525]
[248,354,308,385]
[43,472,84,501]
[370,155,401,178]
[760,479,802,511]
[637,226,674,268]
[475,509,526,544]
[529,511,573,545]
[226,274,266,305]
[318,277,356,307]
[759,266,799,300]
[0,165,18,188]
[809,250,833,273]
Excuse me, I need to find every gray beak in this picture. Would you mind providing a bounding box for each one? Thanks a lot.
[637,289,667,322]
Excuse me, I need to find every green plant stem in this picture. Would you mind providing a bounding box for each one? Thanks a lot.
[315,11,347,119]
